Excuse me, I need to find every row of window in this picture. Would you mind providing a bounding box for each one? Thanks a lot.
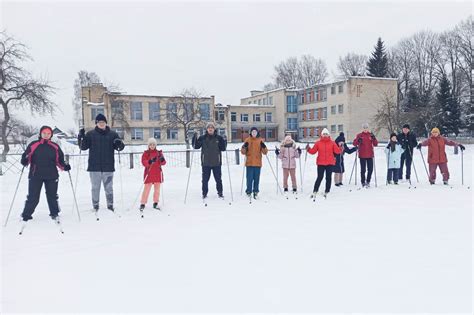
[230,112,273,123]
[112,127,227,141]
[298,85,344,105]
[299,104,344,121]
[109,101,211,121]
[298,124,344,138]
[231,128,276,141]
[247,96,274,106]
[330,104,344,115]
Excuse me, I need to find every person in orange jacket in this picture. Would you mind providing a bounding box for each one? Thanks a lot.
[241,127,268,199]
[306,128,342,197]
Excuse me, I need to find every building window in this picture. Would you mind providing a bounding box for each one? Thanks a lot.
[149,102,160,121]
[269,96,273,105]
[331,105,337,115]
[241,113,249,122]
[287,95,297,112]
[166,103,177,121]
[331,125,336,133]
[287,118,297,130]
[265,112,272,122]
[338,124,343,132]
[151,128,161,139]
[167,128,178,140]
[112,127,124,139]
[91,107,105,121]
[184,103,194,121]
[253,113,261,122]
[322,107,327,120]
[263,98,267,105]
[253,100,257,104]
[338,85,344,93]
[231,112,237,122]
[266,128,275,139]
[248,101,252,104]
[199,104,210,120]
[131,128,144,140]
[331,86,336,95]
[215,110,225,122]
[338,104,344,114]
[217,128,226,137]
[130,102,143,120]
[321,88,327,101]
[298,128,304,139]
[231,128,238,140]
[258,99,261,105]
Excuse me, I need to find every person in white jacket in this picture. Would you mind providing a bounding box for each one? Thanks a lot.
[385,132,405,185]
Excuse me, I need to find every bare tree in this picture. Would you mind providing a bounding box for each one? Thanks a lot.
[162,88,210,149]
[298,54,328,87]
[274,57,300,88]
[72,70,101,127]
[336,53,368,78]
[0,31,56,161]
[372,89,399,135]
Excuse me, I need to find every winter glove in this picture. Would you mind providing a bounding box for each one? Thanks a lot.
[20,156,29,167]
[149,157,157,164]
[370,133,376,140]
[297,147,302,155]
[260,142,266,149]
[458,144,465,151]
[416,143,422,150]
[357,138,362,145]
[63,164,71,172]
[192,132,198,148]
[243,142,249,149]
[114,138,125,151]
[305,144,310,150]
[77,128,85,142]
[275,148,280,156]
[159,156,165,163]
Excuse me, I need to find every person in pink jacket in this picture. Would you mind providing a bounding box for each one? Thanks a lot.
[275,136,301,193]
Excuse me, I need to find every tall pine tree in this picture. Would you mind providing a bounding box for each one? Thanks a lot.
[437,74,462,136]
[366,37,388,77]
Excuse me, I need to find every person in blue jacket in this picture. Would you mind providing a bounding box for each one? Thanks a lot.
[385,132,405,185]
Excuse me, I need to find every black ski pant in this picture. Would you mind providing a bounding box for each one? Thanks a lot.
[399,150,413,180]
[360,158,374,185]
[202,166,223,197]
[22,177,60,221]
[313,165,333,193]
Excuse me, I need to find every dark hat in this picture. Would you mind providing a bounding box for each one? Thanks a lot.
[390,132,397,138]
[402,124,410,129]
[249,127,260,137]
[95,113,107,124]
[335,132,345,144]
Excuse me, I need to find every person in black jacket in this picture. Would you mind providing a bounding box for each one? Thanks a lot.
[78,114,125,211]
[20,125,70,222]
[192,122,227,199]
[332,132,357,186]
[396,124,418,181]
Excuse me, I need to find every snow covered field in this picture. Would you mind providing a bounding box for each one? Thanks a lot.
[1,143,472,313]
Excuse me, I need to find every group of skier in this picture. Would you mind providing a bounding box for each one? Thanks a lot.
[13,113,467,227]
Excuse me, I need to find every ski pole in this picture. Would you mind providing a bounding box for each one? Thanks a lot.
[275,146,279,195]
[348,150,357,185]
[184,149,195,204]
[240,154,247,195]
[265,155,285,196]
[418,147,430,180]
[225,149,234,203]
[407,147,419,183]
[117,150,124,211]
[67,169,81,222]
[298,147,303,192]
[4,166,25,227]
[461,148,464,186]
[386,147,390,185]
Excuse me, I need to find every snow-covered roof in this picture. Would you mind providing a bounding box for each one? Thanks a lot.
[87,102,105,106]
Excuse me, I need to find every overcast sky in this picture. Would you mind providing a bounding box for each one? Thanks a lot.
[1,0,471,132]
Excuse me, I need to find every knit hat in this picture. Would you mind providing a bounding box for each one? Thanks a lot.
[147,138,157,146]
[206,122,215,129]
[402,124,410,129]
[39,125,53,139]
[335,132,345,144]
[362,123,369,129]
[95,113,107,124]
[431,127,440,134]
[390,132,397,139]
[321,128,330,136]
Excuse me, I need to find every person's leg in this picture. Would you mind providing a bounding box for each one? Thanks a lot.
[201,166,211,197]
[21,177,43,221]
[140,183,152,205]
[102,172,114,208]
[245,166,253,194]
[282,168,289,189]
[387,168,392,183]
[153,183,160,203]
[313,165,325,192]
[324,166,333,193]
[212,166,223,195]
[428,163,437,183]
[359,158,367,184]
[393,169,399,183]
[399,152,406,180]
[366,158,374,184]
[439,162,450,181]
[89,172,102,208]
[405,152,412,180]
[44,178,60,218]
[289,168,297,190]
[253,167,261,193]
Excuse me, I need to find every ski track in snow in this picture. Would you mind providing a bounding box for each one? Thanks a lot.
[1,144,472,313]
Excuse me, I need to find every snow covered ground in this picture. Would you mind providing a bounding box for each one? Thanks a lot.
[1,143,472,313]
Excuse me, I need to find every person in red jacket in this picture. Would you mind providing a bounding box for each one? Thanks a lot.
[305,128,342,197]
[353,123,378,188]
[140,138,166,210]
[416,127,465,185]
